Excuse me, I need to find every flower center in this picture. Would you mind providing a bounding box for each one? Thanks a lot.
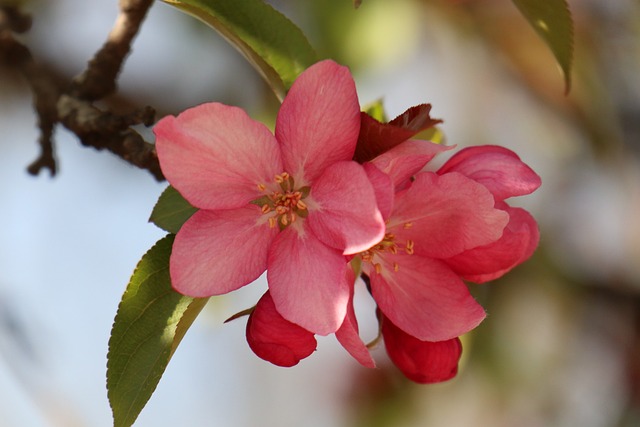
[360,225,414,274]
[253,172,310,230]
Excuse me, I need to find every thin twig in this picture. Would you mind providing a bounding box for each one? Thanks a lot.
[1,6,59,176]
[0,1,164,180]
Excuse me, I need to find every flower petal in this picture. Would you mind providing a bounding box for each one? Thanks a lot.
[363,162,394,221]
[381,313,463,384]
[275,60,360,183]
[246,291,317,367]
[170,206,277,297]
[267,225,350,335]
[366,254,486,341]
[370,139,451,188]
[335,268,376,368]
[154,102,282,210]
[307,161,385,254]
[445,204,540,283]
[438,145,541,201]
[389,172,509,259]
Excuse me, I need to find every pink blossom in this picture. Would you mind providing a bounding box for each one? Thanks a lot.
[437,145,541,282]
[359,166,507,342]
[358,141,540,343]
[154,60,385,335]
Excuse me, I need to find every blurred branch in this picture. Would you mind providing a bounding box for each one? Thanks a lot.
[70,0,154,101]
[1,5,58,176]
[0,1,164,181]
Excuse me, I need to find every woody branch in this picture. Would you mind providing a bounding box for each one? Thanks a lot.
[0,0,164,181]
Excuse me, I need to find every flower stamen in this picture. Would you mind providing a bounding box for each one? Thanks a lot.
[253,172,310,230]
[405,240,414,255]
[359,232,415,274]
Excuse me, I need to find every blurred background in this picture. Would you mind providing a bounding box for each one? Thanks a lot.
[1,0,639,426]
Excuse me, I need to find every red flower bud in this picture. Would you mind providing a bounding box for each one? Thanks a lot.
[381,314,463,383]
[246,291,317,367]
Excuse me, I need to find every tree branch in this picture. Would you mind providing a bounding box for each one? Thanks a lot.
[1,6,59,176]
[70,0,155,100]
[0,1,164,181]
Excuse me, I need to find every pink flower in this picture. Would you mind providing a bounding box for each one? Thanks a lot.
[437,145,541,282]
[359,141,540,344]
[154,60,385,335]
[380,312,463,384]
[360,164,508,342]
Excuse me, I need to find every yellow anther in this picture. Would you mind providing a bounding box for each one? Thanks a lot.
[274,172,290,183]
[403,222,413,229]
[255,171,310,231]
[405,240,415,255]
[393,262,399,272]
[374,263,382,274]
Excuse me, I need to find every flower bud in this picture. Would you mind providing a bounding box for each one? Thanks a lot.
[246,291,317,367]
[380,313,462,383]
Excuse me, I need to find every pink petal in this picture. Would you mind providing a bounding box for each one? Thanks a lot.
[366,254,486,341]
[246,291,317,367]
[370,139,451,188]
[170,206,278,297]
[267,225,350,335]
[154,103,282,210]
[438,145,541,201]
[389,172,509,259]
[445,204,540,283]
[381,313,463,384]
[363,162,394,221]
[335,267,376,368]
[307,161,385,255]
[275,60,360,183]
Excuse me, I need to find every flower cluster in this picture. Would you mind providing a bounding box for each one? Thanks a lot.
[154,60,540,383]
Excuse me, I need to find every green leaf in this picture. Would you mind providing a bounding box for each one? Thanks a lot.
[162,0,318,101]
[362,99,388,123]
[512,0,574,93]
[149,186,198,234]
[414,126,445,145]
[107,235,209,427]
